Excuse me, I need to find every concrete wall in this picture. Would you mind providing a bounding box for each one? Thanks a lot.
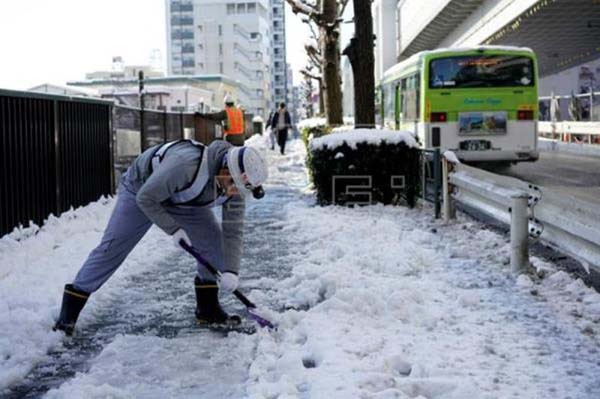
[397,0,449,52]
[373,0,399,82]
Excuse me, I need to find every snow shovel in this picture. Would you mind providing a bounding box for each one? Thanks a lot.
[179,241,277,330]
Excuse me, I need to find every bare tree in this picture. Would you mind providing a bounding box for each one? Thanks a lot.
[287,0,349,126]
[343,0,375,128]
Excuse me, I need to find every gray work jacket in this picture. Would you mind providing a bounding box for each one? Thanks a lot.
[122,139,245,273]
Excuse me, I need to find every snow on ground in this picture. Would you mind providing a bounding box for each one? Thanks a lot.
[1,132,600,398]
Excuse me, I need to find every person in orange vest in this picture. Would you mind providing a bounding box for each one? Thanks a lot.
[197,95,246,146]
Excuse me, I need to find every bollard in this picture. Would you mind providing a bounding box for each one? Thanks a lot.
[510,194,529,273]
[442,157,456,222]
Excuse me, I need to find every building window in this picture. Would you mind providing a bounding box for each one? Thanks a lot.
[247,3,256,13]
[198,62,204,69]
[198,25,203,32]
[220,62,224,74]
[219,43,223,55]
[237,3,246,13]
[250,32,259,39]
[227,3,235,14]
[218,25,222,36]
[198,43,203,50]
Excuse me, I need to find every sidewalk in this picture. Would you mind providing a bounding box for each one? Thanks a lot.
[1,135,600,398]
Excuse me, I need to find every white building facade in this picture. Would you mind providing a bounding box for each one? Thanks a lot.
[271,0,288,110]
[166,0,274,117]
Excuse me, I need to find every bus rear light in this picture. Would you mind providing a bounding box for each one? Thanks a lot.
[517,110,534,120]
[431,112,447,122]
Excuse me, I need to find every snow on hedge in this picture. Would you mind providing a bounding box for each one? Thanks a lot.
[297,117,326,130]
[310,128,418,151]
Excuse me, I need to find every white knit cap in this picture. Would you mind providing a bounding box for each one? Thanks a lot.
[227,146,268,198]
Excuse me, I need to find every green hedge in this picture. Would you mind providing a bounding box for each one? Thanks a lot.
[300,124,330,149]
[308,140,420,207]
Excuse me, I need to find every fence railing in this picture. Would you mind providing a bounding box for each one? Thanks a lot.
[0,89,114,237]
[0,90,238,237]
[445,158,600,275]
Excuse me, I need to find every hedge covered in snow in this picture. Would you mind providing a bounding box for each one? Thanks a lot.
[308,129,420,207]
[298,117,329,149]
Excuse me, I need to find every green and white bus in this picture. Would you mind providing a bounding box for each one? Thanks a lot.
[379,46,539,163]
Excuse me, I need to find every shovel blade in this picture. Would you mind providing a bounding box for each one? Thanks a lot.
[248,308,276,330]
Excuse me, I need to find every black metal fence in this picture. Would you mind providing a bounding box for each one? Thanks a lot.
[0,89,113,236]
[1,89,257,236]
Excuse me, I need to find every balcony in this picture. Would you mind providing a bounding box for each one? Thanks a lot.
[234,43,260,62]
[171,17,194,26]
[171,31,194,40]
[181,45,195,54]
[234,24,261,42]
[170,2,193,12]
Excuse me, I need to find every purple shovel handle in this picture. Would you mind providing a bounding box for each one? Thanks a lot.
[180,240,276,330]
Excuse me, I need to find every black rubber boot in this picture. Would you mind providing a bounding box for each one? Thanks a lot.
[53,284,90,336]
[194,277,241,325]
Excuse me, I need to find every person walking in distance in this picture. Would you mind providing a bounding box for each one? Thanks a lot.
[270,102,292,155]
[198,95,246,146]
[53,139,268,336]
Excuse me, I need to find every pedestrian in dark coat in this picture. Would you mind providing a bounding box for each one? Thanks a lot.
[270,103,292,155]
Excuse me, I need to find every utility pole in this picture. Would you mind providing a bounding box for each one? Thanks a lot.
[139,70,145,152]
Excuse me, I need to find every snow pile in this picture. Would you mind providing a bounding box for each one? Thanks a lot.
[297,117,326,130]
[245,202,600,398]
[0,198,116,389]
[310,128,418,151]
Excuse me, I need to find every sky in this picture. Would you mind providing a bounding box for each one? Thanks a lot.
[0,0,352,91]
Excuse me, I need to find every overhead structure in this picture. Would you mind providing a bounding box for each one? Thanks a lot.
[399,0,486,60]
[484,0,600,76]
[396,0,600,77]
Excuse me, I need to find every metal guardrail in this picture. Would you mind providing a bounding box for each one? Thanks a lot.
[538,121,600,136]
[447,161,600,274]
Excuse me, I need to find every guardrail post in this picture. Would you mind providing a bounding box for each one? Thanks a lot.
[433,148,441,219]
[510,194,529,273]
[421,152,427,203]
[442,157,456,222]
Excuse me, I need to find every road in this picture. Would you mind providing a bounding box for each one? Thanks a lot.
[481,151,600,203]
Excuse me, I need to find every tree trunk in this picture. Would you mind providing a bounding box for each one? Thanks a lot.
[320,0,343,126]
[343,0,375,128]
[318,79,324,115]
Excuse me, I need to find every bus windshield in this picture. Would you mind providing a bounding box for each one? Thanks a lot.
[429,55,534,89]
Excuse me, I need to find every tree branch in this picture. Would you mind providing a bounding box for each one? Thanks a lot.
[286,0,322,23]
[338,0,350,18]
[301,69,322,81]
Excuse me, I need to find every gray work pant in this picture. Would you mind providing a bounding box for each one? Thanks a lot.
[73,186,224,293]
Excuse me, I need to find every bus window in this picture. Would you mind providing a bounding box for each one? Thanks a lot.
[384,82,396,126]
[401,74,419,122]
[429,55,534,88]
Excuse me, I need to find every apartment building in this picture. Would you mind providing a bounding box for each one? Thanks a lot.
[166,0,276,117]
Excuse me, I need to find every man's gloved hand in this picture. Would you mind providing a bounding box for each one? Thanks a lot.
[172,228,191,248]
[218,272,239,293]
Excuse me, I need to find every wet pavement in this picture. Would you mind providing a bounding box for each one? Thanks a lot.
[4,143,308,398]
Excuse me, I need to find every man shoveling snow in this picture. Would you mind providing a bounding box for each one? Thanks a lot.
[53,139,268,335]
